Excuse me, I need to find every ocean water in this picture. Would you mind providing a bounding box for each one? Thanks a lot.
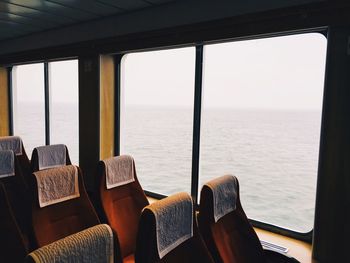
[122,107,321,233]
[14,103,320,233]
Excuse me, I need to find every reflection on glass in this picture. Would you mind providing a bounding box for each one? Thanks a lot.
[121,47,195,196]
[200,33,327,232]
[49,60,79,164]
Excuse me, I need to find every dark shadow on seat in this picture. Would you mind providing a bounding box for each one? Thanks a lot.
[0,182,28,263]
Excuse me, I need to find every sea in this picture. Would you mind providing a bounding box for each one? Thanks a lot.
[15,103,321,233]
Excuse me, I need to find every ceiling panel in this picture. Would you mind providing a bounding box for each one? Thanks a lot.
[47,0,124,16]
[0,11,54,29]
[1,0,98,20]
[0,0,177,41]
[0,1,75,24]
[96,0,151,10]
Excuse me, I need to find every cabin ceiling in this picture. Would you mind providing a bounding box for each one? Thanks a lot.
[0,0,327,58]
[0,0,176,41]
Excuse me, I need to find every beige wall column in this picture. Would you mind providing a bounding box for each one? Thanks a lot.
[0,67,10,136]
[100,55,115,160]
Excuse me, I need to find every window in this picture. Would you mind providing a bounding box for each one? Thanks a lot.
[12,63,45,156]
[49,60,79,164]
[120,47,195,196]
[200,33,327,232]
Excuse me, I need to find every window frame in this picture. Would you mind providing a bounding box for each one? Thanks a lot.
[9,58,79,161]
[115,29,328,242]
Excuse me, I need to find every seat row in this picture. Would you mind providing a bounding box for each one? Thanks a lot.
[0,136,298,263]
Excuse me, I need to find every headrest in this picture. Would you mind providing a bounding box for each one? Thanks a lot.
[0,150,15,178]
[26,224,114,263]
[143,192,193,259]
[204,175,238,222]
[34,165,80,208]
[102,155,135,189]
[35,144,67,170]
[0,136,22,155]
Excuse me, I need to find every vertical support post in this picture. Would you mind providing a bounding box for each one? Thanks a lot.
[191,45,204,203]
[44,62,50,145]
[114,55,122,156]
[7,67,13,135]
[79,56,100,191]
[312,27,350,262]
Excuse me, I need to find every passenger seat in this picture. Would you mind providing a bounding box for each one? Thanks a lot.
[198,175,300,263]
[0,149,35,251]
[96,155,149,263]
[135,192,214,263]
[31,164,100,247]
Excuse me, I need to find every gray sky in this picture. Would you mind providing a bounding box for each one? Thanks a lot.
[14,59,78,103]
[122,33,327,110]
[12,33,327,111]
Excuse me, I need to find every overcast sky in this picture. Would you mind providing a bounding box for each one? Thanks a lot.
[122,32,327,110]
[13,33,327,111]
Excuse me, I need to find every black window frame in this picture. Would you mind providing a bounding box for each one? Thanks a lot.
[115,29,328,242]
[8,58,79,156]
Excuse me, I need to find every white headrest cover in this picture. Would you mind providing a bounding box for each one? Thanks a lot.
[34,165,80,208]
[35,144,67,170]
[0,150,15,178]
[205,175,238,222]
[144,192,193,259]
[103,155,135,189]
[0,136,22,155]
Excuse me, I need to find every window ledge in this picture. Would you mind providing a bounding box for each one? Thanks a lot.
[255,227,313,263]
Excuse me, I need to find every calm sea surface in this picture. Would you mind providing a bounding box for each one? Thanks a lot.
[15,103,320,233]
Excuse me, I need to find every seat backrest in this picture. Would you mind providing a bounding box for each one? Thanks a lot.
[0,136,31,181]
[198,175,266,263]
[97,155,149,259]
[31,165,100,247]
[31,144,72,172]
[0,182,28,263]
[135,192,214,263]
[26,224,116,263]
[0,149,34,251]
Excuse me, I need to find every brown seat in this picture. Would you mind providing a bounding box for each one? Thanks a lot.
[198,175,299,263]
[26,224,116,263]
[0,136,31,183]
[0,149,35,251]
[31,165,100,247]
[0,182,28,263]
[31,144,72,172]
[135,192,214,263]
[96,155,149,262]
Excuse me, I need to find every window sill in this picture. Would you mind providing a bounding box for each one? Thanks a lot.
[254,227,313,263]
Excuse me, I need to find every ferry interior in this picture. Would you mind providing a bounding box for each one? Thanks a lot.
[0,0,349,263]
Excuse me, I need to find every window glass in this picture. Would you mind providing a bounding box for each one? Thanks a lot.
[200,33,327,232]
[121,47,195,196]
[49,60,79,164]
[13,63,45,156]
